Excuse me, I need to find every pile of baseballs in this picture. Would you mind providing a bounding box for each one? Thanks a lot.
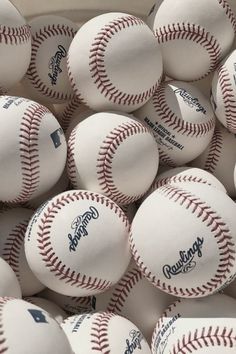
[0,0,236,352]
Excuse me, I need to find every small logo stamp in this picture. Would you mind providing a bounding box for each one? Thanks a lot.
[174,88,206,114]
[48,45,67,86]
[28,309,48,323]
[68,206,99,252]
[162,237,204,279]
[124,330,144,354]
[50,127,64,148]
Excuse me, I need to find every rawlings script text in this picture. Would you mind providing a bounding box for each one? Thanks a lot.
[48,45,67,85]
[162,237,204,279]
[174,88,206,114]
[124,330,144,354]
[68,206,99,252]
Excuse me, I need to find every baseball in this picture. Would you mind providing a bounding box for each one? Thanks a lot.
[148,0,236,81]
[39,288,94,315]
[0,297,73,353]
[67,112,159,205]
[211,49,236,133]
[191,124,236,198]
[152,293,236,353]
[0,96,67,204]
[62,311,152,354]
[93,260,175,343]
[25,189,131,296]
[67,12,163,112]
[0,257,22,298]
[23,15,78,103]
[23,296,66,323]
[0,0,31,91]
[130,182,236,298]
[0,207,45,296]
[134,80,215,166]
[143,166,227,201]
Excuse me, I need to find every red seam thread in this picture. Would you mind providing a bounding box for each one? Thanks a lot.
[0,24,31,45]
[90,312,115,353]
[203,127,223,174]
[67,127,78,187]
[218,0,236,32]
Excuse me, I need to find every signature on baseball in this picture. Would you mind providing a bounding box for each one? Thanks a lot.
[162,236,204,279]
[68,206,99,252]
[48,44,67,85]
[124,330,144,354]
[174,88,206,114]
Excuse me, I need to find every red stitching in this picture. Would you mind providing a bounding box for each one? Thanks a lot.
[2,221,28,280]
[217,64,236,133]
[155,23,221,80]
[68,15,160,107]
[91,312,115,353]
[59,96,82,132]
[26,24,77,102]
[171,326,236,353]
[37,191,129,292]
[203,127,223,174]
[130,184,236,297]
[107,267,142,313]
[218,0,236,32]
[0,298,10,353]
[0,24,31,45]
[158,149,176,167]
[96,120,154,205]
[6,103,48,204]
[67,127,78,187]
[152,85,215,138]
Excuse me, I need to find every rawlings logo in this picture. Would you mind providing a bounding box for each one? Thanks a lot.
[174,88,206,114]
[48,45,67,85]
[162,237,204,279]
[68,206,99,252]
[124,330,144,354]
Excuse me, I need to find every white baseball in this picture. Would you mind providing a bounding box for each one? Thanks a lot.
[152,293,236,353]
[39,288,94,315]
[25,190,131,297]
[0,0,31,90]
[0,96,67,203]
[0,207,45,296]
[234,163,236,189]
[62,312,152,354]
[93,260,175,343]
[67,12,163,112]
[191,124,236,197]
[143,166,227,201]
[134,80,215,166]
[24,296,66,324]
[130,183,236,298]
[0,297,72,354]
[148,0,236,81]
[211,49,236,133]
[67,112,159,205]
[23,15,78,103]
[0,257,21,298]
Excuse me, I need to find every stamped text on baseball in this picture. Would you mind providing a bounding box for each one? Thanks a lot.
[124,330,144,354]
[162,237,204,279]
[68,206,99,252]
[174,88,206,114]
[48,44,67,85]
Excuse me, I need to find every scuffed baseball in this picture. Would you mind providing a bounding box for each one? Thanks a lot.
[0,297,73,354]
[24,296,66,323]
[191,124,236,197]
[0,0,31,90]
[152,293,236,353]
[130,183,236,298]
[62,312,152,354]
[0,96,67,203]
[67,112,159,205]
[67,12,163,112]
[148,0,236,81]
[0,257,22,298]
[25,190,131,296]
[93,260,175,343]
[134,80,215,166]
[0,207,45,296]
[211,49,236,133]
[23,15,78,103]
